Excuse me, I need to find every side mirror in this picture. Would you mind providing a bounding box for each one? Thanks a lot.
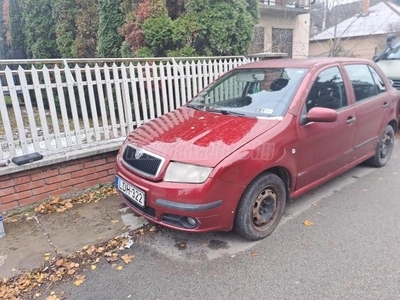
[387,34,396,49]
[307,107,338,123]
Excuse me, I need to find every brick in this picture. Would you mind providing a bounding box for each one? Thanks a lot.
[31,169,59,181]
[106,155,117,163]
[84,158,107,169]
[19,194,49,206]
[61,177,84,188]
[0,201,19,212]
[0,186,16,197]
[75,179,102,190]
[59,163,84,174]
[14,168,41,177]
[1,190,31,204]
[86,171,108,182]
[95,162,115,173]
[98,174,115,184]
[12,175,32,185]
[0,178,14,189]
[0,174,12,181]
[71,167,96,179]
[49,186,75,198]
[108,169,116,176]
[45,173,71,185]
[15,180,45,192]
[32,183,61,196]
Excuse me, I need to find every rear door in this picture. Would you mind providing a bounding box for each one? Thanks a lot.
[343,64,388,159]
[296,66,356,190]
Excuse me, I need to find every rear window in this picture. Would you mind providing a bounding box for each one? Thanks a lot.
[344,64,378,101]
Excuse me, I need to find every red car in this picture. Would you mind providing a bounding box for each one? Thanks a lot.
[115,58,399,240]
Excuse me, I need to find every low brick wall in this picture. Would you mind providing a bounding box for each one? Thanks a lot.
[0,151,118,212]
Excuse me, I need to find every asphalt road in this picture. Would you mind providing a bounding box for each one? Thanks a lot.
[51,141,400,300]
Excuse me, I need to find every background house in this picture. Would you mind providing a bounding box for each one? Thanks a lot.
[248,0,311,58]
[309,0,400,59]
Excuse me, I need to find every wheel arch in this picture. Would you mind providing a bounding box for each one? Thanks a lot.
[243,166,292,202]
[388,119,398,133]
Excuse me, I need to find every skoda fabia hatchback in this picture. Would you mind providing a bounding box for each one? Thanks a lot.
[115,58,399,240]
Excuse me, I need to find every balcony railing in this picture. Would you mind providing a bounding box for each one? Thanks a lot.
[259,0,310,10]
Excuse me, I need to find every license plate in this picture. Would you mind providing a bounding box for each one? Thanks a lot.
[116,176,146,207]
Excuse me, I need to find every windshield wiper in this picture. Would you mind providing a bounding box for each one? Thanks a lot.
[186,103,206,111]
[206,107,255,118]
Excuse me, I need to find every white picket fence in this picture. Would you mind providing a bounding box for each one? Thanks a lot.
[0,56,255,160]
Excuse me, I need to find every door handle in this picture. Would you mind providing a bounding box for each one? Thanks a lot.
[346,117,356,124]
[382,102,389,109]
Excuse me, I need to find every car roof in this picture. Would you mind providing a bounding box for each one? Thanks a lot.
[237,57,374,69]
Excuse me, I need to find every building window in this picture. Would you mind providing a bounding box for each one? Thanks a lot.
[272,28,293,58]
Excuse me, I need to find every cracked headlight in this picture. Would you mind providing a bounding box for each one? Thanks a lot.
[164,162,213,183]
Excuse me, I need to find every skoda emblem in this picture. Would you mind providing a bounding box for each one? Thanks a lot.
[135,148,143,159]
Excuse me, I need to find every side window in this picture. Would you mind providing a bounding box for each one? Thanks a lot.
[344,64,378,101]
[368,66,386,94]
[306,67,348,112]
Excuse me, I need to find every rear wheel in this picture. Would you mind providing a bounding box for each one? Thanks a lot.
[234,173,286,241]
[368,125,395,167]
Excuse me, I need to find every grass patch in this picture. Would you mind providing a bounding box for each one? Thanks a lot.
[4,95,12,106]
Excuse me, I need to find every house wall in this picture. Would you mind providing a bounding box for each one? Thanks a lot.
[0,151,117,212]
[254,11,310,58]
[309,34,388,59]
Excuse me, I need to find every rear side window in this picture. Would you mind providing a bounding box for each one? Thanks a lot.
[344,64,378,101]
[306,67,348,112]
[368,66,386,93]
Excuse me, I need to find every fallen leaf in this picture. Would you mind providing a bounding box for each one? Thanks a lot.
[67,269,76,275]
[91,265,97,270]
[46,295,59,300]
[74,280,84,286]
[312,203,317,207]
[44,256,50,261]
[111,220,119,224]
[121,254,135,264]
[117,266,123,271]
[179,242,186,249]
[251,251,258,257]
[303,220,313,226]
[149,226,157,232]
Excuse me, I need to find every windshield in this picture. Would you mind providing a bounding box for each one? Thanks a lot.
[386,39,400,60]
[187,67,307,118]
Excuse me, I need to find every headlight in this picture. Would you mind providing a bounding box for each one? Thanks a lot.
[164,162,213,183]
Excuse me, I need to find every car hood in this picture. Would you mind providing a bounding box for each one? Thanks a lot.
[126,107,280,167]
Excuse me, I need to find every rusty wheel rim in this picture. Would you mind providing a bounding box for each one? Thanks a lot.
[252,187,277,229]
[380,131,393,159]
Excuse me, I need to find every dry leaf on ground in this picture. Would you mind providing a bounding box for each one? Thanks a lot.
[121,254,135,264]
[303,220,313,226]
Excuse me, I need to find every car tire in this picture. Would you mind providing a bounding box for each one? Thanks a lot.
[368,125,395,167]
[234,173,286,241]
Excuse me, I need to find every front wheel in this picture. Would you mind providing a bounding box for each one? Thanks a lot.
[234,173,286,241]
[368,125,395,167]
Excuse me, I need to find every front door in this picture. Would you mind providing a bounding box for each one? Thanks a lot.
[296,66,356,190]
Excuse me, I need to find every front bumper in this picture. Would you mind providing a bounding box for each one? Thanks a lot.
[115,162,245,232]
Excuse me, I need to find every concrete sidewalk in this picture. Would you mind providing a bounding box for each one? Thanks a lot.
[0,195,147,279]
